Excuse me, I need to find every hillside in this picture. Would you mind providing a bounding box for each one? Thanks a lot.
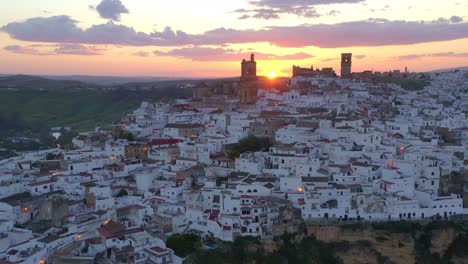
[0,74,102,90]
[0,84,192,158]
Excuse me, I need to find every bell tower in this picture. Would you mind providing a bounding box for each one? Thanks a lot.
[239,53,258,105]
[241,53,257,81]
[341,53,352,79]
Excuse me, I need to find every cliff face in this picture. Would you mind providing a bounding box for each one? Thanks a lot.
[183,221,468,264]
[306,222,468,264]
[308,224,415,264]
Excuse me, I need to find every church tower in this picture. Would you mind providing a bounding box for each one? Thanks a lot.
[341,53,352,79]
[239,53,258,105]
[241,53,257,81]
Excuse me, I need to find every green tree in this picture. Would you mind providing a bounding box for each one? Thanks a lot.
[116,189,128,197]
[126,132,135,142]
[228,135,272,159]
[167,234,202,257]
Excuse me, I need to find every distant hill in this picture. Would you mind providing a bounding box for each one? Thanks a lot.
[44,75,181,85]
[0,74,243,91]
[0,74,101,90]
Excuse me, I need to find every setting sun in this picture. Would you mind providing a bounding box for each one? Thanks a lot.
[267,72,277,79]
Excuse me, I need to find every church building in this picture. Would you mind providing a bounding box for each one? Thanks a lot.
[192,53,259,107]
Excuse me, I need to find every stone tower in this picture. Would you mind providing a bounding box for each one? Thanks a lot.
[241,53,257,81]
[239,53,258,105]
[341,53,352,79]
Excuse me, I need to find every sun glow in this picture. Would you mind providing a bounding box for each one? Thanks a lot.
[267,72,277,79]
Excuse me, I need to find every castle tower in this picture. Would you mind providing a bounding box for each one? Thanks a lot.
[239,53,258,105]
[341,53,352,79]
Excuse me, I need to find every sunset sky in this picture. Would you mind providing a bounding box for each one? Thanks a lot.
[1,0,467,77]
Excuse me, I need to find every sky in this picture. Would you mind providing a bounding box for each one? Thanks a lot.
[0,0,467,77]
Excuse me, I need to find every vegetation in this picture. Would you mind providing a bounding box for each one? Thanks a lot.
[178,221,468,264]
[227,135,272,159]
[374,77,429,91]
[0,74,101,90]
[126,132,136,142]
[167,233,202,257]
[0,87,191,156]
[371,221,422,235]
[0,90,134,132]
[116,189,129,197]
[184,234,342,264]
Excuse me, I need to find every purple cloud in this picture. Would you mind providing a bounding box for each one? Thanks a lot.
[398,52,468,60]
[154,47,314,61]
[4,45,43,55]
[96,0,129,21]
[233,6,318,20]
[321,57,338,62]
[355,55,366,59]
[238,14,251,20]
[450,16,463,23]
[233,0,361,20]
[1,16,157,46]
[133,51,150,57]
[193,20,468,48]
[150,26,193,46]
[4,44,103,56]
[3,16,468,48]
[53,44,103,55]
[2,16,84,43]
[249,0,364,8]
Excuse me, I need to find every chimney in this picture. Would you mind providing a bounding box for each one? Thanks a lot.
[251,53,254,62]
